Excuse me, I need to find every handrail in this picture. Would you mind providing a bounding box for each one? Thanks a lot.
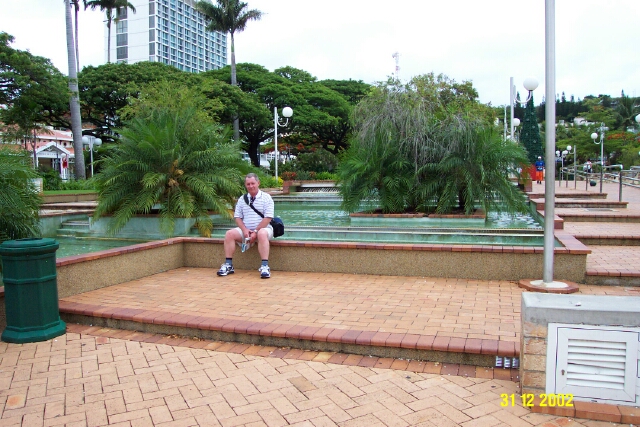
[558,165,640,200]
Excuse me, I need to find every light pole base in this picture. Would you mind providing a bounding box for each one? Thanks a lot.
[518,279,579,294]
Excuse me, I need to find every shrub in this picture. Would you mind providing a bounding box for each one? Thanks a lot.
[295,149,338,173]
[60,179,96,191]
[338,77,529,215]
[258,174,283,189]
[281,171,297,181]
[316,172,337,181]
[38,167,62,191]
[0,148,42,243]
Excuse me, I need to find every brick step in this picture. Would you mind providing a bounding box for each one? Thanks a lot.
[530,198,628,210]
[527,191,608,200]
[584,271,640,286]
[578,236,640,246]
[558,212,640,223]
[58,301,519,369]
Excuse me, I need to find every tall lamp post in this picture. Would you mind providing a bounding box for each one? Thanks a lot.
[274,106,293,183]
[555,146,574,187]
[81,135,102,177]
[510,76,538,141]
[555,149,565,185]
[519,0,578,290]
[511,118,520,141]
[565,145,576,188]
[590,123,606,193]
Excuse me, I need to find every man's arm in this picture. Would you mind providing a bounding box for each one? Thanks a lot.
[235,217,252,239]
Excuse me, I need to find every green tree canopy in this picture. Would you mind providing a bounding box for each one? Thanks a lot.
[78,61,193,141]
[207,64,370,162]
[0,33,70,140]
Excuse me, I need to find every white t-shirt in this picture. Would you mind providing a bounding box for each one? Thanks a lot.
[234,190,274,230]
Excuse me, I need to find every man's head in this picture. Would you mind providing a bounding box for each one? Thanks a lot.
[245,173,260,196]
[538,156,542,160]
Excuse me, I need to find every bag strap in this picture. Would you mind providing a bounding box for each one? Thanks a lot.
[244,193,264,218]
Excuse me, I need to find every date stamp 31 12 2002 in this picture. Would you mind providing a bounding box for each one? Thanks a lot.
[500,393,574,407]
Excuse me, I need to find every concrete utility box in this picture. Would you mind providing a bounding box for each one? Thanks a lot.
[0,238,66,343]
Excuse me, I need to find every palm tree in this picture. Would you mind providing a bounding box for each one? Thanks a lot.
[338,78,529,216]
[195,0,262,141]
[0,148,42,243]
[417,124,530,215]
[84,0,136,63]
[92,87,249,237]
[70,0,85,72]
[64,0,87,179]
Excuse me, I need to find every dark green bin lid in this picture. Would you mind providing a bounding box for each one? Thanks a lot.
[0,238,59,256]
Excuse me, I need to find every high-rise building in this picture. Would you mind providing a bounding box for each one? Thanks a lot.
[110,0,227,73]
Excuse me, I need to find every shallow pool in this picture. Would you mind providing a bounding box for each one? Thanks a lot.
[55,236,148,258]
[272,202,541,229]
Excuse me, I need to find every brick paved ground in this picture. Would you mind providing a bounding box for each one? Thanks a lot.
[5,181,636,426]
[0,325,625,427]
[59,269,633,346]
[530,181,640,278]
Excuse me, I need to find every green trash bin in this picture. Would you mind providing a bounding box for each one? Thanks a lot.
[0,238,66,343]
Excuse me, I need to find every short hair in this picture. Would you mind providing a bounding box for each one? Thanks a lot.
[245,173,260,182]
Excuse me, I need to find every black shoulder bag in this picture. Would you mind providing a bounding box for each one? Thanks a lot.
[243,194,284,238]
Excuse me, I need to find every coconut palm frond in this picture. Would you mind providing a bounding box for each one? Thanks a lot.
[93,104,246,236]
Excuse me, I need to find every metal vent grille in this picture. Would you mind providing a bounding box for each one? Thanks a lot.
[565,338,627,389]
[554,327,638,402]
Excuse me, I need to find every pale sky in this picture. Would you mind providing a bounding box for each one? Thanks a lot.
[2,0,639,106]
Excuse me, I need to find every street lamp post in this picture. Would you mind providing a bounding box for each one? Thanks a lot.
[555,149,566,186]
[590,123,606,193]
[509,76,538,141]
[511,118,520,141]
[81,135,102,177]
[564,145,576,188]
[274,106,293,183]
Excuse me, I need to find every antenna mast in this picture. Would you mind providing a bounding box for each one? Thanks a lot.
[392,52,400,81]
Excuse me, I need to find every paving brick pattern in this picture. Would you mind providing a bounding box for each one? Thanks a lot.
[0,326,622,427]
[530,181,640,280]
[59,270,632,349]
[586,245,640,277]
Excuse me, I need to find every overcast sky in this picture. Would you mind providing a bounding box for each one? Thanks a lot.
[2,0,639,106]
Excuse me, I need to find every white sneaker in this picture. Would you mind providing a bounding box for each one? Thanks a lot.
[217,263,234,276]
[258,265,270,279]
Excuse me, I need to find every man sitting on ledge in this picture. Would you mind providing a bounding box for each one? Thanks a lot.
[217,173,275,279]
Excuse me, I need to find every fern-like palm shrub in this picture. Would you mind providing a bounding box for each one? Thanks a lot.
[93,104,249,237]
[0,148,42,243]
[416,124,530,215]
[338,75,529,216]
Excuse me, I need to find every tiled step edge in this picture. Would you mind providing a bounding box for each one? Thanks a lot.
[58,301,518,367]
[64,323,520,382]
[531,397,640,424]
[585,270,640,287]
[577,235,640,246]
